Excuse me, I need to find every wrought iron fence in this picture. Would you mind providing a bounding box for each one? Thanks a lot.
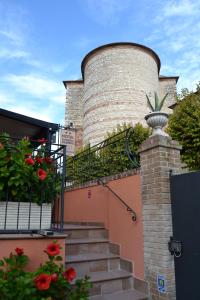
[66,127,140,186]
[0,134,66,233]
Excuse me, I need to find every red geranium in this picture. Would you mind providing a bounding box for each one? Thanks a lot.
[63,267,76,282]
[37,168,47,181]
[44,157,53,164]
[51,273,58,282]
[15,247,24,256]
[37,138,48,144]
[25,153,32,157]
[34,273,51,290]
[46,242,60,256]
[25,157,35,165]
[35,156,43,164]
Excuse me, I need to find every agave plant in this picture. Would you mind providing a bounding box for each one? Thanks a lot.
[146,92,168,112]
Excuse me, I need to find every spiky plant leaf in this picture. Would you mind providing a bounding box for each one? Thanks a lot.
[158,93,168,111]
[146,94,154,112]
[154,92,159,111]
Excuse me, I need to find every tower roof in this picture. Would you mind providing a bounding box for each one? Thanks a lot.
[81,42,161,80]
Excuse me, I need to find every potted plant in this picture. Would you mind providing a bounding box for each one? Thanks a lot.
[145,92,169,136]
[0,134,60,230]
[0,241,91,299]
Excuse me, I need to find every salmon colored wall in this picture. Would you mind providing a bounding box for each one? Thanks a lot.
[0,236,66,271]
[64,175,144,279]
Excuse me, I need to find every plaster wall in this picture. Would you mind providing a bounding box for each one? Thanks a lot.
[0,236,66,271]
[64,174,144,279]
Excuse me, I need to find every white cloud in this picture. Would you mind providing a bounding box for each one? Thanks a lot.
[8,105,54,123]
[162,0,199,17]
[85,0,132,25]
[0,48,29,60]
[3,74,65,104]
[0,90,60,123]
[148,0,200,92]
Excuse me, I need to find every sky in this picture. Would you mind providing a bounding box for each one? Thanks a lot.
[0,0,200,125]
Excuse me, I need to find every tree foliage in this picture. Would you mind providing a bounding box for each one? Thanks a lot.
[66,123,150,184]
[168,83,200,170]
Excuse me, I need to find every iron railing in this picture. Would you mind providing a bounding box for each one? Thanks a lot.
[66,127,140,186]
[0,134,66,233]
[97,178,137,222]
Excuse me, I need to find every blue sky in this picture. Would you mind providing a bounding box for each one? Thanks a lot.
[0,0,200,124]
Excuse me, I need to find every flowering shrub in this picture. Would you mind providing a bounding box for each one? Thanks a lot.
[0,241,91,300]
[0,133,60,204]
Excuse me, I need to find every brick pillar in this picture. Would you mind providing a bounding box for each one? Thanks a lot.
[139,135,182,300]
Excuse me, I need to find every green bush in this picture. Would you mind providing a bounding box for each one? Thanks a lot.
[66,123,150,184]
[0,242,91,300]
[0,134,60,203]
[168,83,200,170]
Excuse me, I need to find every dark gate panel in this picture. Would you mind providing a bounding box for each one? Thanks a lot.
[171,171,200,300]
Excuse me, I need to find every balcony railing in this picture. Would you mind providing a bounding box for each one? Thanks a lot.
[66,127,140,186]
[0,134,66,233]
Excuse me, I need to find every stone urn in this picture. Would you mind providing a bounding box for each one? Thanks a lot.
[145,112,169,136]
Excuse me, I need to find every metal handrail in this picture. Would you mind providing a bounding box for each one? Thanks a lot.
[97,178,137,222]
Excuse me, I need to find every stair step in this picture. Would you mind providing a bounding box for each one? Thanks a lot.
[63,226,108,239]
[63,224,105,230]
[66,238,109,244]
[87,270,133,296]
[66,238,110,255]
[66,253,120,276]
[66,253,119,263]
[89,270,132,283]
[89,289,147,300]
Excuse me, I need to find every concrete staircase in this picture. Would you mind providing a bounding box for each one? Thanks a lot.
[64,223,148,300]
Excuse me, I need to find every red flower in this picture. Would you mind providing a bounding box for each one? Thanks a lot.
[63,268,76,282]
[25,153,32,157]
[51,273,58,282]
[46,243,60,256]
[37,138,48,144]
[37,168,47,181]
[44,157,53,164]
[34,273,51,290]
[35,156,43,164]
[25,157,35,165]
[15,247,24,256]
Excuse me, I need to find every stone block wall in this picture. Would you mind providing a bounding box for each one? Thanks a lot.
[82,45,160,145]
[159,77,178,109]
[64,43,179,148]
[64,81,83,128]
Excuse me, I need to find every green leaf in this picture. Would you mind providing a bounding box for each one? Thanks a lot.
[146,94,154,112]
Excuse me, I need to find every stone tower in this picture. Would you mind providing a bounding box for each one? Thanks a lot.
[63,42,178,150]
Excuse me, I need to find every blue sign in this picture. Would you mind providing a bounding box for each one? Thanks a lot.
[157,275,166,293]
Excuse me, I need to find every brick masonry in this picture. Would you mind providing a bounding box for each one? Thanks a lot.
[64,43,178,148]
[139,135,182,300]
[65,81,83,128]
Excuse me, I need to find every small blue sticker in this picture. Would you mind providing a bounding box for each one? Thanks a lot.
[157,275,166,293]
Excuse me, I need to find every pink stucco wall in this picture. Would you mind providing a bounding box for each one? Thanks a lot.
[0,235,66,271]
[64,174,144,279]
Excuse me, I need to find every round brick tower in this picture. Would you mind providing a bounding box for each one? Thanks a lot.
[81,42,161,145]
